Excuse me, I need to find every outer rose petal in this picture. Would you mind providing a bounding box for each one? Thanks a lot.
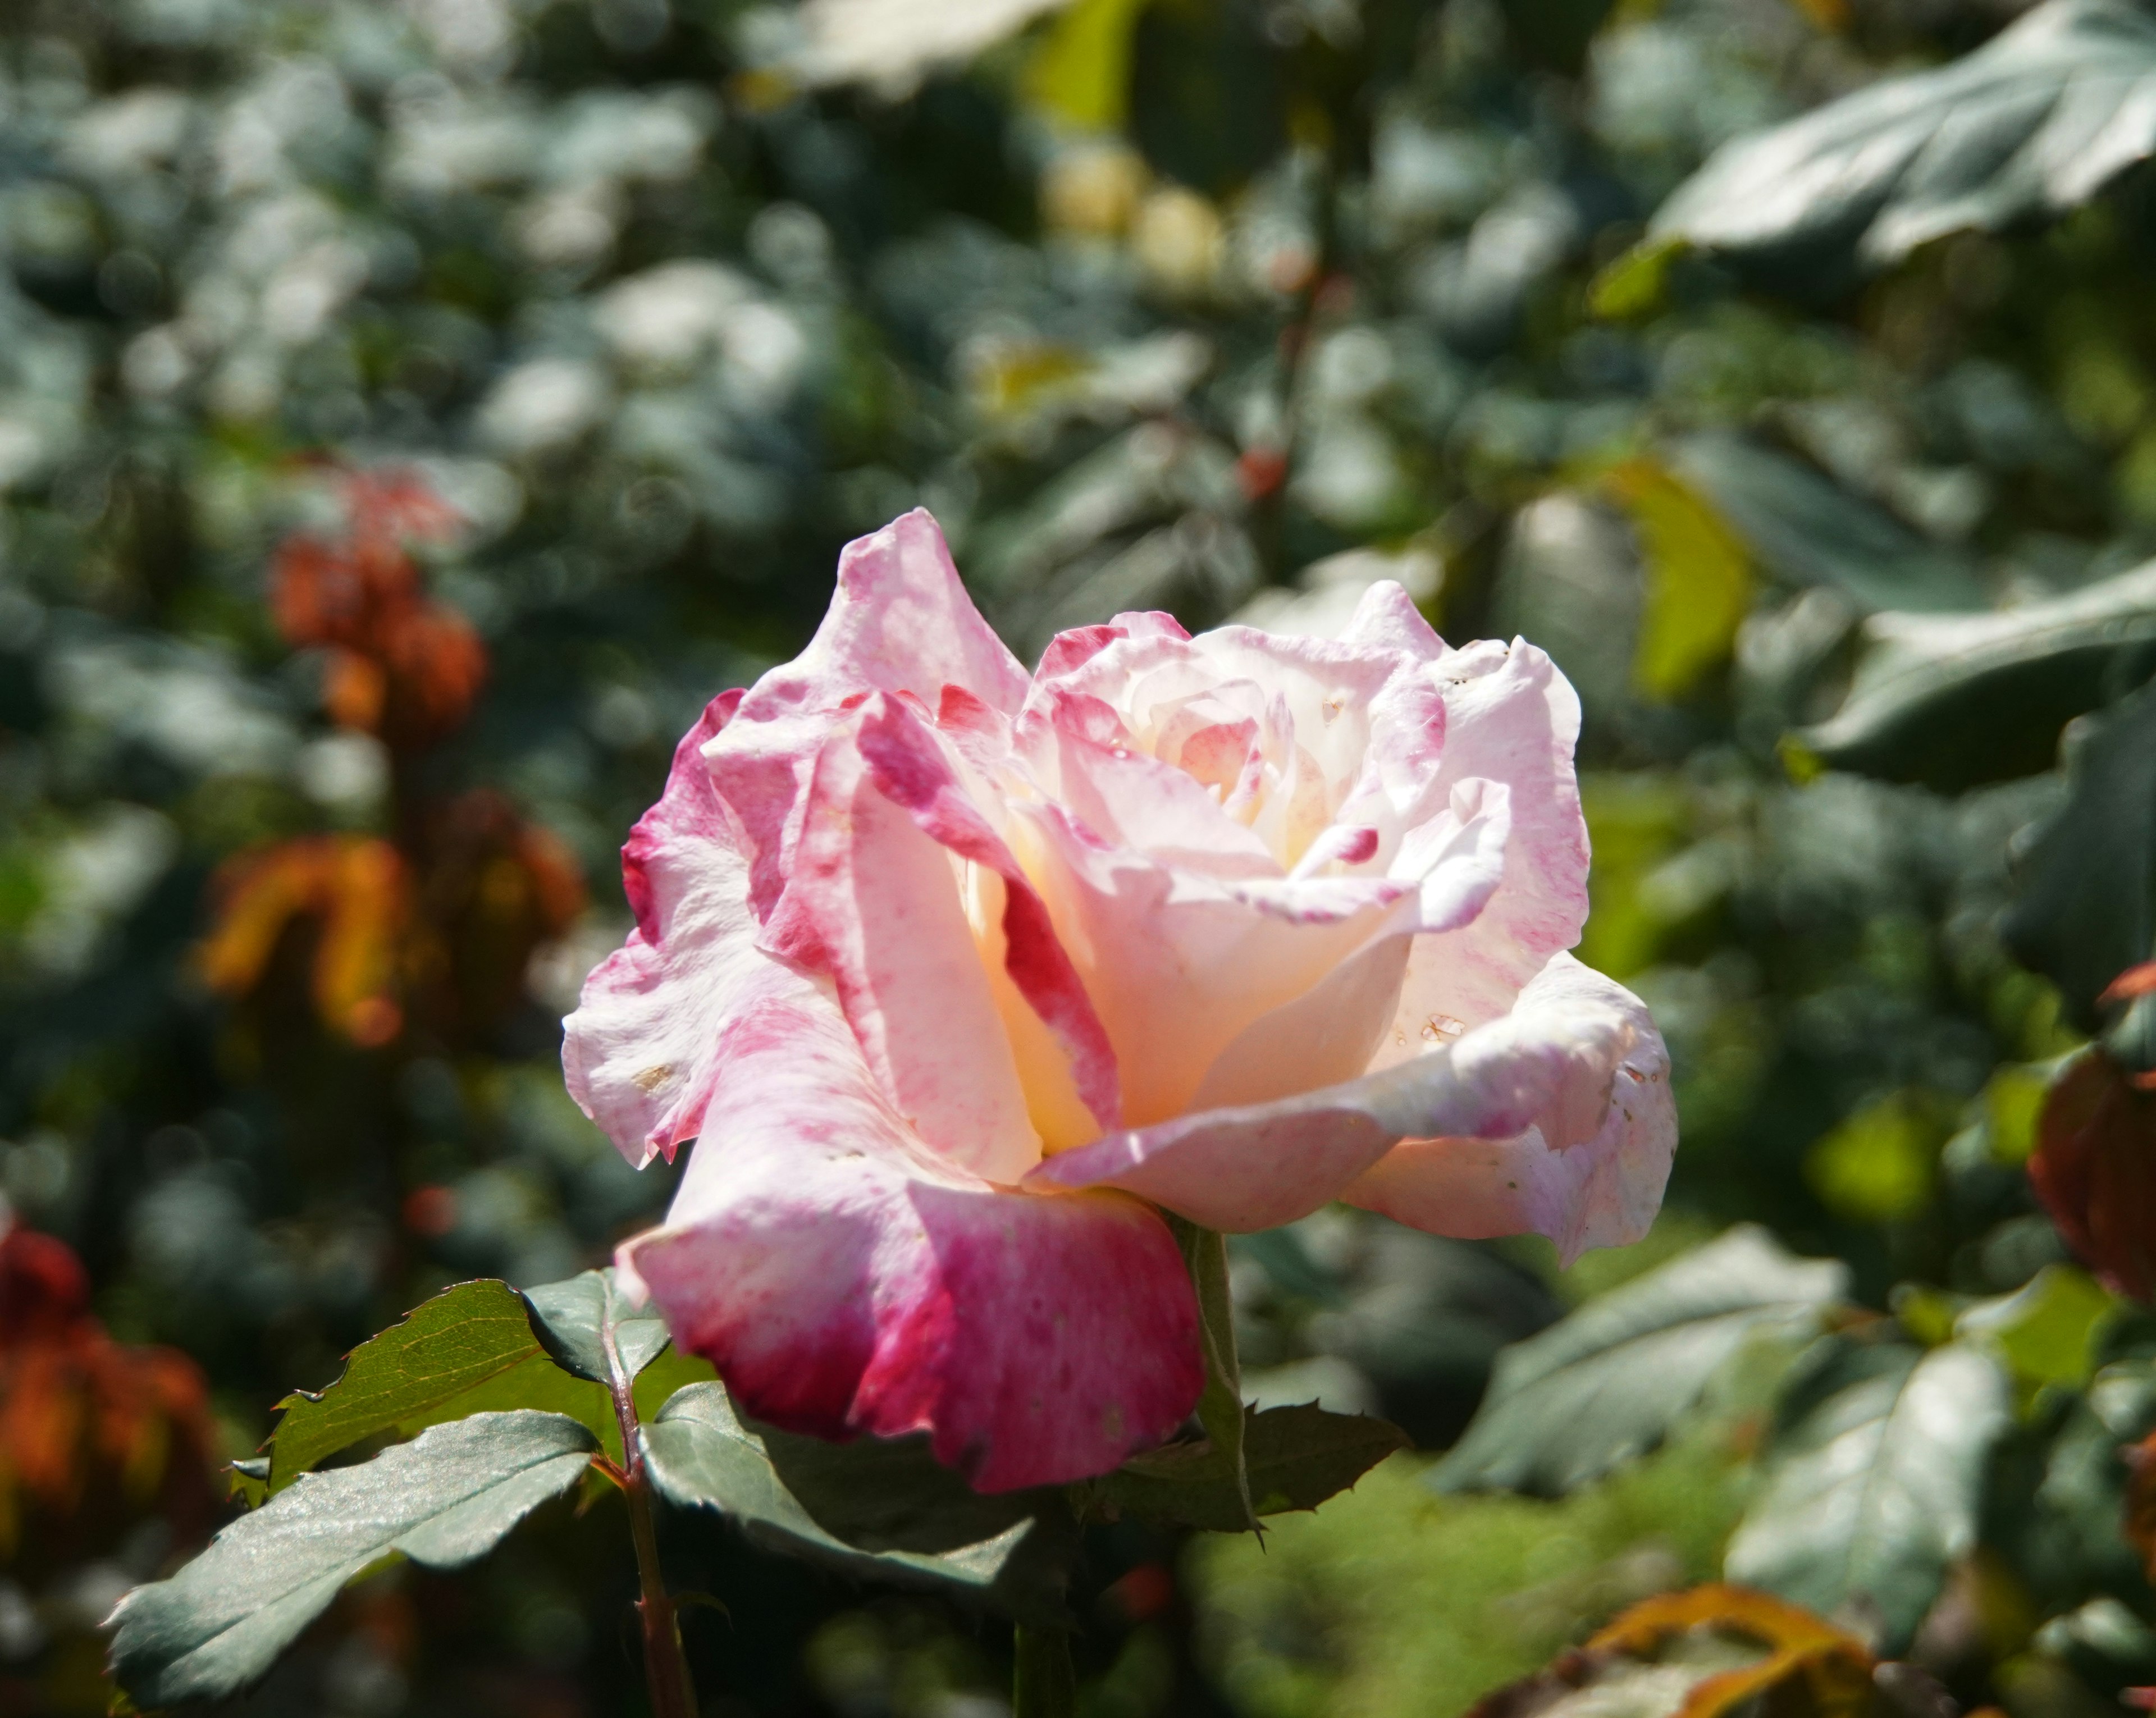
[616,965,1202,1492]
[709,509,1030,916]
[1372,639,1591,1053]
[563,691,763,1168]
[1027,951,1650,1232]
[1344,955,1677,1264]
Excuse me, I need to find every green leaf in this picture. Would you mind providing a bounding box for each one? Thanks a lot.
[1588,235,1684,319]
[1127,0,1285,199]
[226,1457,269,1510]
[1172,1216,1255,1530]
[1724,1341,2009,1653]
[2002,677,2156,1029]
[1670,434,1984,616]
[1433,1226,1848,1497]
[1803,1089,1956,1223]
[1604,460,1753,703]
[1650,0,2156,279]
[109,1410,597,1707]
[1023,0,1148,129]
[266,1278,553,1491]
[1957,1264,2119,1400]
[641,1382,1077,1625]
[1089,1402,1407,1532]
[522,1268,671,1387]
[1802,559,2156,793]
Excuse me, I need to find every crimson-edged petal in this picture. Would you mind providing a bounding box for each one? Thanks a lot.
[562,690,764,1168]
[709,509,1031,917]
[616,964,1202,1493]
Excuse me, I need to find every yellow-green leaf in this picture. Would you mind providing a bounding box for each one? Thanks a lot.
[1023,0,1148,129]
[1956,1264,2118,1399]
[1604,462,1753,703]
[1803,1090,1955,1223]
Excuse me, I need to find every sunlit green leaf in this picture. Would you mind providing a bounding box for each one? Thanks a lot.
[1435,1227,1848,1497]
[1652,0,2156,277]
[1670,434,1984,615]
[1024,0,1148,128]
[1725,1340,2008,1652]
[1803,559,2156,792]
[109,1411,597,1708]
[265,1279,552,1491]
[1604,460,1753,703]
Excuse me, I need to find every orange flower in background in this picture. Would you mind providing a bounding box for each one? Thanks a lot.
[198,835,412,1047]
[0,1218,217,1566]
[197,799,584,1050]
[270,468,483,752]
[201,467,584,1053]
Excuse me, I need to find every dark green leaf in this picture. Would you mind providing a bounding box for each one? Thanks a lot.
[2002,677,2156,1029]
[108,1411,597,1707]
[1801,559,2156,791]
[266,1279,551,1491]
[1127,0,1285,198]
[641,1382,1077,1624]
[1670,435,1984,615]
[1433,1226,1847,1497]
[1724,1340,2008,1653]
[521,1268,671,1387]
[1650,0,2156,280]
[1090,1402,1407,1532]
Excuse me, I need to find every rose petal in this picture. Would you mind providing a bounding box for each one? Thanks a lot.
[562,691,761,1168]
[1012,798,1399,1126]
[760,703,1043,1182]
[1027,951,1649,1232]
[1345,955,1677,1265]
[854,697,1122,1138]
[1371,639,1591,1055]
[618,966,1202,1492]
[709,509,1030,916]
[1340,578,1445,660]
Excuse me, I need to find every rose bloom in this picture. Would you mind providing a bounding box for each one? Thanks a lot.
[564,511,1675,1492]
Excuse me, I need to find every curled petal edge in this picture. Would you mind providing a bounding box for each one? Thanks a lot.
[1026,952,1661,1238]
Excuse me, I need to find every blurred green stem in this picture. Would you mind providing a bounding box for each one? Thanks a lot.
[605,1289,698,1718]
[1014,1622,1076,1717]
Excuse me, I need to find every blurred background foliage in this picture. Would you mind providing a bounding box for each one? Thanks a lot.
[8,0,2156,1711]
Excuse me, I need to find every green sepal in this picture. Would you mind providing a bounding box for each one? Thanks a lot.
[522,1267,672,1387]
[1083,1402,1408,1533]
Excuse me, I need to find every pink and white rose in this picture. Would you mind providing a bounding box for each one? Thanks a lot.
[564,509,1675,1493]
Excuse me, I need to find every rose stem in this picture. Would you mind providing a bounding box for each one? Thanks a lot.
[1013,1621,1077,1718]
[603,1294,699,1718]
